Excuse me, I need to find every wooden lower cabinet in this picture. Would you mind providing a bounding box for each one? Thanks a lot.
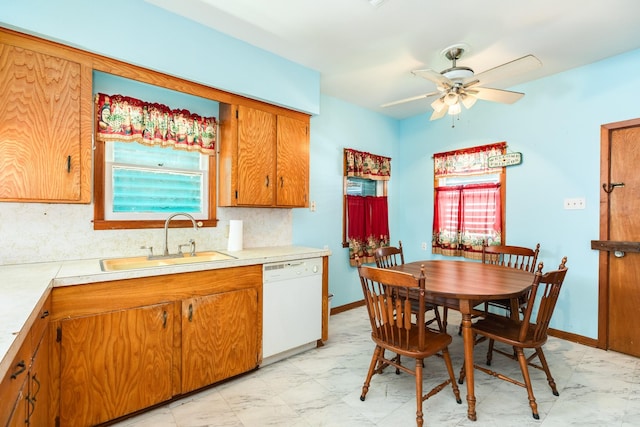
[0,295,51,427]
[58,303,174,426]
[50,265,262,426]
[182,288,260,393]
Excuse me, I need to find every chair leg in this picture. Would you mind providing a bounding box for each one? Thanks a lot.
[457,359,466,385]
[432,306,444,332]
[361,345,383,401]
[442,348,462,404]
[535,347,559,396]
[486,339,495,366]
[415,358,424,427]
[442,307,448,332]
[515,348,539,419]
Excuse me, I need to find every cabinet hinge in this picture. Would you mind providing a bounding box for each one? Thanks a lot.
[56,327,62,343]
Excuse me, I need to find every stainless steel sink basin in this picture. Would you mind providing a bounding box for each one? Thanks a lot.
[100,251,236,271]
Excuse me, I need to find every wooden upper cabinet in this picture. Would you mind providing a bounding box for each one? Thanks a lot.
[219,102,310,208]
[0,29,92,203]
[277,114,309,207]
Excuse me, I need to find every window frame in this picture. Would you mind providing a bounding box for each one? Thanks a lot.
[103,140,210,221]
[433,168,506,250]
[94,137,217,230]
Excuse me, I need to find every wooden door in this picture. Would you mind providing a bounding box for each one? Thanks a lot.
[59,303,174,427]
[181,288,259,393]
[597,119,640,357]
[237,105,276,205]
[276,115,309,207]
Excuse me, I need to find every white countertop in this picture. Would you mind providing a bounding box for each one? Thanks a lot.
[0,245,330,381]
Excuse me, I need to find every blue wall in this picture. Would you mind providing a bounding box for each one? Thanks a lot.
[4,0,640,340]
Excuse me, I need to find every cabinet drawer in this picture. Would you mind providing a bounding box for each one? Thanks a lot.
[0,337,31,425]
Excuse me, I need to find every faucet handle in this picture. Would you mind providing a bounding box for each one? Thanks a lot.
[140,245,153,258]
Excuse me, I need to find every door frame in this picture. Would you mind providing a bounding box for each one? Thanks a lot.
[597,117,640,350]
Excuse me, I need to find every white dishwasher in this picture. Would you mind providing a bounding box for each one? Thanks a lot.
[262,257,323,363]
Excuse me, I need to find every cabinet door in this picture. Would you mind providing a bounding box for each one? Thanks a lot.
[59,303,173,427]
[181,288,260,393]
[276,115,309,207]
[28,333,50,427]
[0,42,85,202]
[237,105,276,205]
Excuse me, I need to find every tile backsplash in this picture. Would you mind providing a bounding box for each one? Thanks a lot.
[0,202,292,265]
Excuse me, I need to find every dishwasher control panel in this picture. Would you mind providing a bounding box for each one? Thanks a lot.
[263,258,323,283]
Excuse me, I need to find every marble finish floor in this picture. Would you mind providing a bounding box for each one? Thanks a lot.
[112,307,640,427]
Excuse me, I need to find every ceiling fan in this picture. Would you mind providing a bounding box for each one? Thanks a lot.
[382,45,542,120]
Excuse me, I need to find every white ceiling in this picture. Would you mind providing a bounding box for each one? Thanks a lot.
[146,0,640,119]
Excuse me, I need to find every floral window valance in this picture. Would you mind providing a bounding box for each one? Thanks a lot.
[434,142,506,178]
[95,93,217,154]
[345,148,391,181]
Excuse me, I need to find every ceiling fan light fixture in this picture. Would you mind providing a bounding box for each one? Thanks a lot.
[444,92,459,106]
[448,103,462,116]
[442,66,474,81]
[461,94,477,109]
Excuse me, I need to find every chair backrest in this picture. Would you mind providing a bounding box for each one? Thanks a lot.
[482,243,540,273]
[374,240,404,268]
[357,264,427,350]
[518,257,569,344]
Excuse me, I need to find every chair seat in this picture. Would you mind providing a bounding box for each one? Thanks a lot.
[371,326,452,358]
[472,315,547,349]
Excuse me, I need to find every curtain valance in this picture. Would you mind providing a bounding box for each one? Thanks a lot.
[345,148,391,180]
[434,142,506,178]
[95,93,217,154]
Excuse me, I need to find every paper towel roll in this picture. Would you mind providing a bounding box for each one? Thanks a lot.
[227,220,243,251]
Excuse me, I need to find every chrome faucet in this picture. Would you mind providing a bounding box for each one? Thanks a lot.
[163,213,199,257]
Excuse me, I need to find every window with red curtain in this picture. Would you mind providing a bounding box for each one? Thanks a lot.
[432,143,506,259]
[343,148,391,266]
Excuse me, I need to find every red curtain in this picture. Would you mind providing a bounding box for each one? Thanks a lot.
[347,195,389,266]
[432,183,501,259]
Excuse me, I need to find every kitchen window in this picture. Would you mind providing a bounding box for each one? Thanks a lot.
[93,93,218,230]
[104,141,209,220]
[432,143,506,259]
[342,148,391,266]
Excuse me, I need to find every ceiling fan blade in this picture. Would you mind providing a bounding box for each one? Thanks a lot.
[466,54,541,86]
[412,68,453,88]
[380,91,440,108]
[470,87,525,104]
[430,96,447,113]
[430,106,448,121]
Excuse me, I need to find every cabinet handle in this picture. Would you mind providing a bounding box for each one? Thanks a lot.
[162,311,168,328]
[265,175,270,188]
[40,310,50,319]
[66,155,71,173]
[26,394,35,423]
[280,176,284,188]
[32,373,41,401]
[188,303,193,322]
[11,360,26,379]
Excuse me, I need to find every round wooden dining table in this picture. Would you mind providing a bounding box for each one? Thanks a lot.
[388,260,535,421]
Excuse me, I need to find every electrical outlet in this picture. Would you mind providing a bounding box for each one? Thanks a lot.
[421,242,427,250]
[563,197,586,210]
[310,201,316,212]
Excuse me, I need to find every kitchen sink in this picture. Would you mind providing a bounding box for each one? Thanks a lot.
[100,251,236,271]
